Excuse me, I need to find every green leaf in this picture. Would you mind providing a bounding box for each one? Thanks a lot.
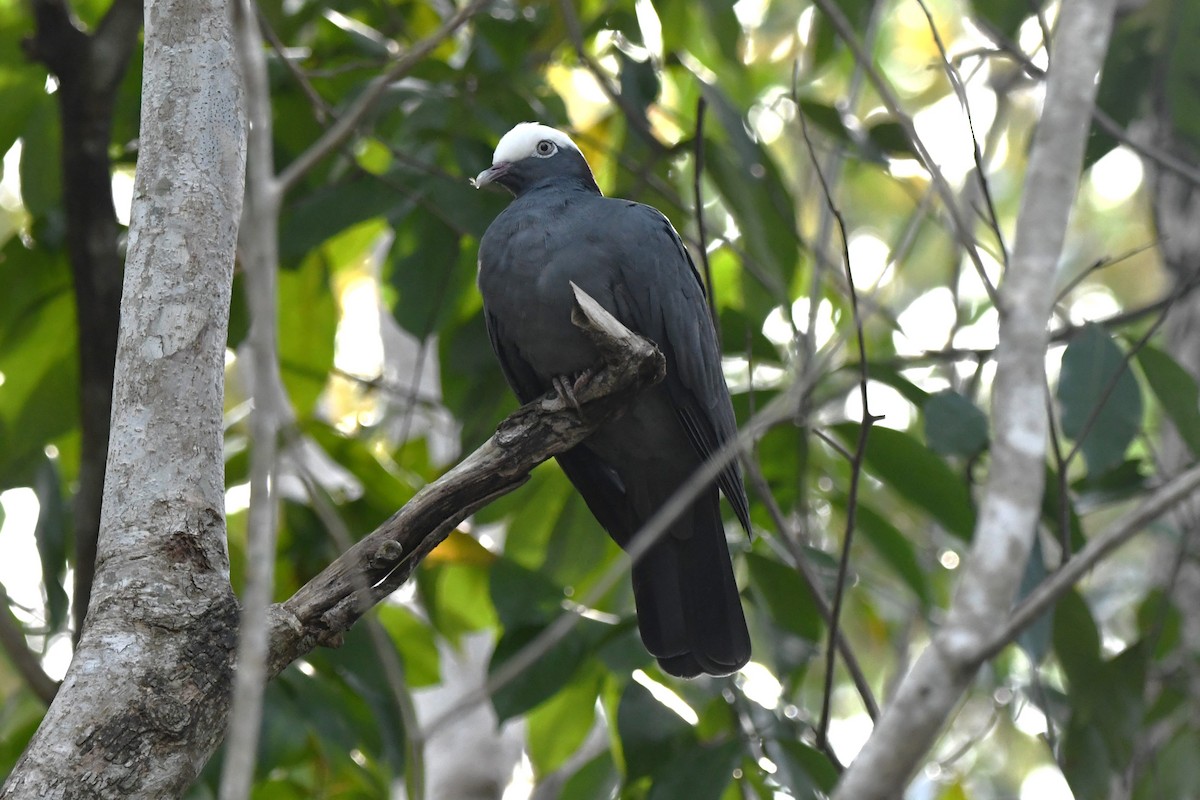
[374,605,441,688]
[1093,645,1146,767]
[559,750,620,800]
[766,739,839,797]
[416,562,497,644]
[865,120,918,161]
[1052,590,1101,690]
[745,552,821,641]
[831,424,977,540]
[616,679,695,780]
[1165,0,1200,151]
[1136,345,1200,459]
[701,85,799,298]
[0,264,79,487]
[1015,535,1052,664]
[1089,15,1154,165]
[1057,324,1143,477]
[489,557,567,629]
[1134,729,1200,800]
[1061,717,1111,800]
[387,210,472,336]
[32,455,69,633]
[1042,464,1085,553]
[526,663,603,775]
[923,390,989,458]
[647,740,741,800]
[971,0,1034,40]
[488,618,609,722]
[852,501,932,608]
[18,96,62,227]
[277,254,337,416]
[279,177,398,259]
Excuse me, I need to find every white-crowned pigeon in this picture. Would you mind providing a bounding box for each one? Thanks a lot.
[474,122,750,678]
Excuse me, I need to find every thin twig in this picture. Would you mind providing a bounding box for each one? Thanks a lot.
[796,100,878,749]
[743,460,880,720]
[0,591,58,705]
[219,4,279,799]
[913,0,1008,266]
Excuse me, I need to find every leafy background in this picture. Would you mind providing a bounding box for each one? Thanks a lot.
[2,0,1200,797]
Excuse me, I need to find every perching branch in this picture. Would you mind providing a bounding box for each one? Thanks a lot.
[832,0,1120,796]
[265,285,666,673]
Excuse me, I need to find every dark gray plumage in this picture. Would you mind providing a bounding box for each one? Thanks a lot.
[474,123,750,678]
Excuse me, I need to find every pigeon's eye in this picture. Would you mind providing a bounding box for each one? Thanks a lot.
[535,140,557,157]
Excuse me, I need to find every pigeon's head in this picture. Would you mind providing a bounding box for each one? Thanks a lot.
[473,123,600,196]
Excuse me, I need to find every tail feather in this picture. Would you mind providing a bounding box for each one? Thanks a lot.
[631,490,750,678]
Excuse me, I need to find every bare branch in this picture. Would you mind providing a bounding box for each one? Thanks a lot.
[218,4,281,799]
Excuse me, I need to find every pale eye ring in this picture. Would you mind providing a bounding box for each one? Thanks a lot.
[535,140,557,157]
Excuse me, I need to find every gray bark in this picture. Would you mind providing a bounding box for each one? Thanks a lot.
[0,0,246,796]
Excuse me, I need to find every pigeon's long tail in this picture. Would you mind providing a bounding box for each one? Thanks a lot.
[630,489,750,678]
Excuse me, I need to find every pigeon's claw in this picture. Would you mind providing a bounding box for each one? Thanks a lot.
[552,369,594,414]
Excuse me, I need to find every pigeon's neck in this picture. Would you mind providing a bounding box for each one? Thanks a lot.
[515,174,602,198]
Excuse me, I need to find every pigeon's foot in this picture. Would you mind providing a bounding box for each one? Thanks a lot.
[552,369,595,413]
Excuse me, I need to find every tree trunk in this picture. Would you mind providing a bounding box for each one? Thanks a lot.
[0,0,246,796]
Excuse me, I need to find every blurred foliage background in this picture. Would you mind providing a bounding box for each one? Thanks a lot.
[1,0,1200,797]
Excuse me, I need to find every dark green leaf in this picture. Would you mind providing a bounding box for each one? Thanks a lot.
[489,618,610,722]
[560,750,620,800]
[745,552,821,641]
[1165,0,1200,150]
[489,557,567,628]
[616,679,695,780]
[766,739,839,797]
[1052,590,1101,690]
[1057,324,1143,477]
[1136,345,1200,459]
[831,424,977,540]
[923,389,989,458]
[1088,13,1154,165]
[701,85,799,298]
[32,455,69,633]
[971,0,1034,41]
[1015,535,1051,664]
[865,120,918,160]
[1061,716,1111,800]
[647,740,740,800]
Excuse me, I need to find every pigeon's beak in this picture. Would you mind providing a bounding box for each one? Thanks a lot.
[472,161,510,189]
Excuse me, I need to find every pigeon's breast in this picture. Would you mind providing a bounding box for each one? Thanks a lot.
[478,196,609,381]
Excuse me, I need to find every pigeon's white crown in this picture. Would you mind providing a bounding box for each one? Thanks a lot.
[491,122,581,164]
